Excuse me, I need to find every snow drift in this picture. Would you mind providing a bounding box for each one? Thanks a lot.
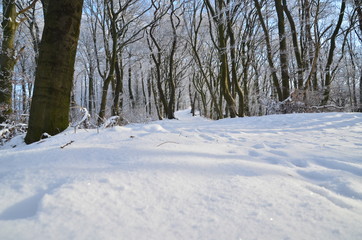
[0,110,361,240]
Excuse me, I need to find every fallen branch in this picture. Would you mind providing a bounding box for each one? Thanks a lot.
[309,104,344,110]
[156,141,179,147]
[61,140,74,149]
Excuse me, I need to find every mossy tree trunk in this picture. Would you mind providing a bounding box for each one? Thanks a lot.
[0,0,39,123]
[0,0,17,123]
[25,0,83,144]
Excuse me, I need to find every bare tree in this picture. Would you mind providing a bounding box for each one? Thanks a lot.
[0,0,38,122]
[321,0,346,105]
[354,0,362,111]
[254,0,283,101]
[274,0,290,101]
[25,0,84,143]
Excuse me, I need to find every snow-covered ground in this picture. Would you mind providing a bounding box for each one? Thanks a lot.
[0,110,361,240]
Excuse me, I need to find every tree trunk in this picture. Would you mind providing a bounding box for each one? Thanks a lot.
[147,28,168,119]
[360,72,362,112]
[354,0,362,111]
[88,67,95,117]
[283,0,303,89]
[98,5,118,124]
[41,0,49,16]
[274,0,290,100]
[25,0,83,144]
[254,0,283,101]
[302,0,318,91]
[321,0,346,105]
[226,6,244,117]
[166,5,178,120]
[355,0,362,33]
[141,68,148,115]
[0,0,17,122]
[111,56,123,116]
[151,78,162,120]
[147,74,152,116]
[205,0,237,118]
[128,61,135,109]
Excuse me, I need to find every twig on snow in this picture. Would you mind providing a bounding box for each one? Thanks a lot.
[156,141,179,147]
[60,140,74,149]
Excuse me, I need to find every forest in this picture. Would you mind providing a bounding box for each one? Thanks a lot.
[1,0,361,143]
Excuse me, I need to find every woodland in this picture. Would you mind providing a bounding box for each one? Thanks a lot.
[0,0,361,143]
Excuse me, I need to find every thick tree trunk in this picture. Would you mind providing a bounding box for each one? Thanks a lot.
[25,0,83,144]
[0,0,17,122]
[40,0,49,16]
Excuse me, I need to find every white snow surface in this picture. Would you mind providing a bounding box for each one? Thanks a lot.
[0,110,361,240]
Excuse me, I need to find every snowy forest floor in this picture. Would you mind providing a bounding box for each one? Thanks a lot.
[0,110,361,240]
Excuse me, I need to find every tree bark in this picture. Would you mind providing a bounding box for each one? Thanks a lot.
[355,0,362,111]
[226,1,244,117]
[40,0,49,16]
[111,56,123,116]
[166,4,178,119]
[204,0,237,118]
[274,0,290,100]
[97,2,118,124]
[254,0,283,101]
[283,0,303,89]
[321,0,346,105]
[128,60,135,109]
[25,0,83,144]
[0,0,17,122]
[147,28,168,119]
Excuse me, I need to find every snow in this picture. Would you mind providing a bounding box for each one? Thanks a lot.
[0,110,361,240]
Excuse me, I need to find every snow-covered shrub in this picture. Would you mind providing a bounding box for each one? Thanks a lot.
[101,116,120,129]
[70,107,91,129]
[262,89,345,115]
[0,121,27,145]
